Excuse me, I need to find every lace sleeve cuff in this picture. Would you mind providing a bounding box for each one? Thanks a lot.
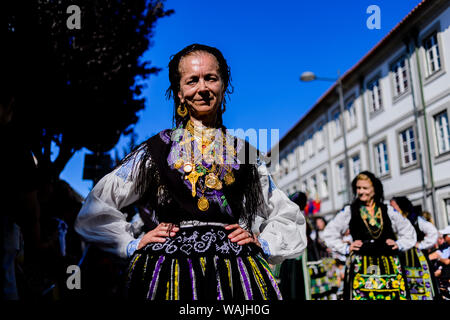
[258,237,271,258]
[127,238,141,258]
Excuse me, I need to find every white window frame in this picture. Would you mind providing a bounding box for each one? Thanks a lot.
[306,130,314,158]
[390,55,409,97]
[332,109,342,138]
[298,142,306,163]
[301,180,307,193]
[367,77,383,114]
[345,97,357,130]
[337,162,345,192]
[281,159,289,176]
[288,152,296,170]
[423,32,442,77]
[319,169,328,198]
[445,198,450,226]
[316,123,325,151]
[434,111,450,155]
[350,154,361,180]
[374,140,390,176]
[309,175,317,198]
[399,127,417,167]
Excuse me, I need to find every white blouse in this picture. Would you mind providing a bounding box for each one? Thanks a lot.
[75,151,307,265]
[322,205,417,256]
[417,217,439,250]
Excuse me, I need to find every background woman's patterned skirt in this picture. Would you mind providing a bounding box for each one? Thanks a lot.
[308,258,340,300]
[403,247,436,300]
[344,253,409,300]
[126,225,282,300]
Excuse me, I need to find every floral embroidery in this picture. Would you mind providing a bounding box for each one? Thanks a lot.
[351,254,407,300]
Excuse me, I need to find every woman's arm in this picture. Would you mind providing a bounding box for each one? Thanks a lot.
[255,162,307,265]
[387,205,417,251]
[75,150,145,259]
[417,217,439,250]
[322,206,352,255]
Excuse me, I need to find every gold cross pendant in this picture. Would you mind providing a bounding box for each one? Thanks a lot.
[185,170,204,197]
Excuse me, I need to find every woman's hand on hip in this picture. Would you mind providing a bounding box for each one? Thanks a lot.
[138,223,179,250]
[349,240,363,252]
[385,238,398,250]
[225,224,260,247]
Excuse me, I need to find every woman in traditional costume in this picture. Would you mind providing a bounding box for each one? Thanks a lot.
[390,196,439,300]
[75,44,307,300]
[322,171,416,300]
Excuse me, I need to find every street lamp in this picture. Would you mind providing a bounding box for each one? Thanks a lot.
[300,70,352,204]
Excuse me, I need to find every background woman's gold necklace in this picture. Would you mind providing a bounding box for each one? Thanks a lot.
[360,204,384,239]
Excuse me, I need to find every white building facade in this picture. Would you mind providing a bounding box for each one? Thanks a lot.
[271,0,450,228]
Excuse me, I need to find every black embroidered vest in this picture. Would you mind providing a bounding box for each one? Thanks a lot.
[349,202,398,255]
[136,129,262,228]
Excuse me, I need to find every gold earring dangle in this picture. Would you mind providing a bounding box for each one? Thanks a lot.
[177,102,188,117]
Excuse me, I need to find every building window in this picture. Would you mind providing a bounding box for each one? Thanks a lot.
[423,32,441,76]
[307,131,314,158]
[288,153,296,170]
[298,143,306,163]
[391,56,409,96]
[316,124,325,150]
[309,175,317,198]
[281,159,289,176]
[301,180,307,193]
[319,170,328,198]
[367,77,383,113]
[399,127,417,167]
[337,162,345,191]
[434,111,450,155]
[374,141,389,176]
[350,154,361,179]
[333,110,341,138]
[345,98,357,129]
[445,198,450,225]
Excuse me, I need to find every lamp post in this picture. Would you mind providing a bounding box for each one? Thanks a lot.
[300,70,352,204]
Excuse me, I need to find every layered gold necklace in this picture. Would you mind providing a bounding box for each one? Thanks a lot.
[360,203,384,239]
[173,121,236,211]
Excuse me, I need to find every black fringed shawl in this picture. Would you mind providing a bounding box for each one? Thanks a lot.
[122,128,264,231]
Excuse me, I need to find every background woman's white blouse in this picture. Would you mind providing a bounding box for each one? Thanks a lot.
[322,205,417,255]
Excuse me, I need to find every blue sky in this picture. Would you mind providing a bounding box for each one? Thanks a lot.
[60,0,423,198]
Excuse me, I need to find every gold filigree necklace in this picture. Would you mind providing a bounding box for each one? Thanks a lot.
[360,203,384,239]
[175,121,236,211]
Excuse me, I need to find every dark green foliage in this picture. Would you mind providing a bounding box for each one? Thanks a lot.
[1,0,173,177]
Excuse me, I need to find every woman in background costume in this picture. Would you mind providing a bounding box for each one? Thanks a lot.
[323,171,416,300]
[390,196,439,300]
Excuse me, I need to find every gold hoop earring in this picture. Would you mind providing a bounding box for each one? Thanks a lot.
[177,103,188,117]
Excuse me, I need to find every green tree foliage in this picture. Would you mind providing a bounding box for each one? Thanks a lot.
[1,0,173,177]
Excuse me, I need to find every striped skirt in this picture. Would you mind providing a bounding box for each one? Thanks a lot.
[344,253,409,300]
[403,247,436,300]
[126,224,282,300]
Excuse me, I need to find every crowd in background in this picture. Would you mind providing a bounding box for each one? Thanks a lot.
[277,191,450,300]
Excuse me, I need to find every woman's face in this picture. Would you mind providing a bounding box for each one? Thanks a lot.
[177,51,224,121]
[390,199,402,213]
[355,178,375,204]
[315,219,325,230]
